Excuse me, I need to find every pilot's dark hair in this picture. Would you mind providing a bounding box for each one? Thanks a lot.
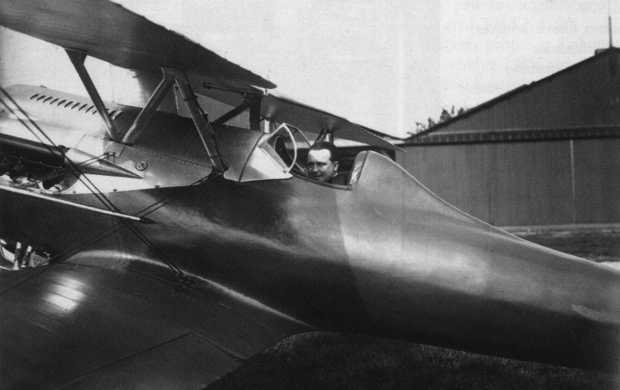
[309,141,338,160]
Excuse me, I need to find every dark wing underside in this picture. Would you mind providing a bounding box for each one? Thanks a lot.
[198,87,401,150]
[261,93,401,150]
[0,254,309,389]
[0,0,275,91]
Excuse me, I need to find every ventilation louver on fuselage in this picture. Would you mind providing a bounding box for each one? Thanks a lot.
[28,92,123,119]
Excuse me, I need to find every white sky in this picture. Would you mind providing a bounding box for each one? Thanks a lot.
[439,0,618,117]
[1,1,617,137]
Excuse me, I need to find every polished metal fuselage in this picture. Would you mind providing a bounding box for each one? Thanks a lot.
[1,86,619,370]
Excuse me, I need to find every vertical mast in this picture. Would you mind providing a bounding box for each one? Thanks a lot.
[610,0,614,47]
[610,15,614,47]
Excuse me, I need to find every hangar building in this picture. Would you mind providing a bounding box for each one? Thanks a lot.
[399,47,620,228]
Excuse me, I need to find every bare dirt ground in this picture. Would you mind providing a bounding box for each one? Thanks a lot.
[209,229,620,390]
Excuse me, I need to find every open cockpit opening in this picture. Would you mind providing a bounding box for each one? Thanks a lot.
[216,122,360,186]
[262,121,394,188]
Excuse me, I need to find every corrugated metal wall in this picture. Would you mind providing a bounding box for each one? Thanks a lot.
[399,138,620,226]
[574,139,620,223]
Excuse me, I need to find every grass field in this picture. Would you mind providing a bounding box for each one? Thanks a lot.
[209,229,620,389]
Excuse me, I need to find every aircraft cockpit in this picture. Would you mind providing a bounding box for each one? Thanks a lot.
[212,90,398,187]
[257,122,394,188]
[214,116,400,189]
[218,121,387,188]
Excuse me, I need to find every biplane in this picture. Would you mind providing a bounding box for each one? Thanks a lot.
[0,1,619,388]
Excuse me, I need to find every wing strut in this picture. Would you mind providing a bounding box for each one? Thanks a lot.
[119,67,226,172]
[64,48,232,172]
[66,49,120,141]
[211,93,262,131]
[211,100,251,127]
[122,69,175,144]
[248,94,262,131]
[167,68,227,173]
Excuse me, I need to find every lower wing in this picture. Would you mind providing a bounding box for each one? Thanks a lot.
[0,252,310,389]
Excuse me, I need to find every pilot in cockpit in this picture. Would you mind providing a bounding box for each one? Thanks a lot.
[306,142,347,185]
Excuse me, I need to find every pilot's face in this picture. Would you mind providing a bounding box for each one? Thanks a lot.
[307,148,338,182]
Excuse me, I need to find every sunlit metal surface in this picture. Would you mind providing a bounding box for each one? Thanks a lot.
[45,292,79,311]
[45,277,85,312]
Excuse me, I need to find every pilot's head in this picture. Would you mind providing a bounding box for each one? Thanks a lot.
[307,142,339,182]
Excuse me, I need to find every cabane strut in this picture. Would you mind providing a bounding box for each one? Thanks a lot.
[65,49,262,173]
[166,68,226,173]
[66,49,120,140]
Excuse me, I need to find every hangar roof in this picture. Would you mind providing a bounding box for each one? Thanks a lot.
[409,47,620,143]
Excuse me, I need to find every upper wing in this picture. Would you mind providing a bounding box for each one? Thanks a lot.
[0,0,274,91]
[198,87,401,150]
[0,254,310,389]
[262,92,401,150]
[0,0,400,148]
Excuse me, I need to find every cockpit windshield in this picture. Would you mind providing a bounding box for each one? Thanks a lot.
[218,122,392,186]
[267,123,311,177]
[219,126,293,183]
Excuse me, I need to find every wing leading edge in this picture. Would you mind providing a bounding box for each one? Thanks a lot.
[0,0,275,91]
[0,253,310,389]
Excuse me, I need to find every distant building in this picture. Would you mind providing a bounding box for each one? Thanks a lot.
[398,47,620,227]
